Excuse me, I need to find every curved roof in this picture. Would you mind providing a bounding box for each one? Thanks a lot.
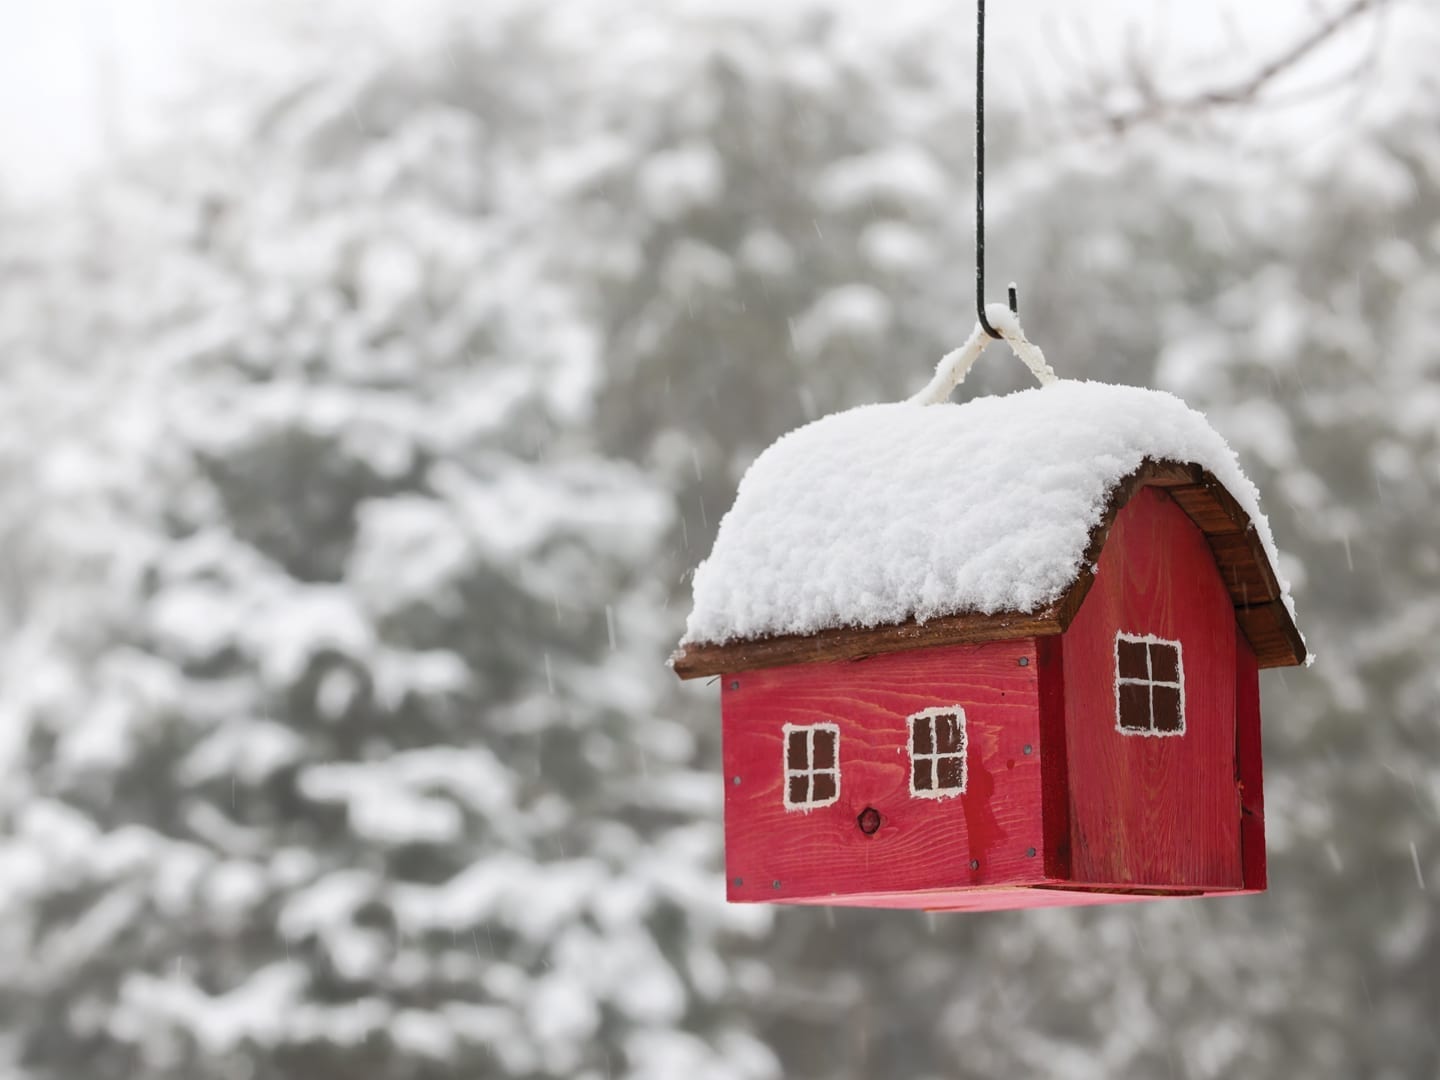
[674,381,1304,678]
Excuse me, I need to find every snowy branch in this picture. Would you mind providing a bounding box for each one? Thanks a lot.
[1083,0,1392,135]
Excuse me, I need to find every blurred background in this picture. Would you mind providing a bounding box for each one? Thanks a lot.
[1,0,1437,1077]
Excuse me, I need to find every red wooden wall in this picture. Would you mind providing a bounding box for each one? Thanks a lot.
[1235,633,1267,891]
[1061,486,1243,889]
[721,639,1047,904]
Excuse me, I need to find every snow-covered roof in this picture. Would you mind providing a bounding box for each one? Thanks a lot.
[681,380,1298,656]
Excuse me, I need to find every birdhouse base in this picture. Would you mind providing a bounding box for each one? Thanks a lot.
[779,882,1262,914]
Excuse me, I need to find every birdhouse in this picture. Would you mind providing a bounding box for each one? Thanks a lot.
[671,381,1305,912]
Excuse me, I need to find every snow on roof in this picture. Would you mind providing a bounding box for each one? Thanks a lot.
[683,380,1295,646]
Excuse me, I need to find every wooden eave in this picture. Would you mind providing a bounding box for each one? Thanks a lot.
[670,458,1306,679]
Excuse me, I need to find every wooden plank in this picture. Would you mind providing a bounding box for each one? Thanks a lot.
[1207,528,1281,605]
[722,639,1046,903]
[1133,460,1204,488]
[1035,636,1072,882]
[1061,486,1244,890]
[1236,600,1307,670]
[672,607,1061,680]
[785,884,1219,912]
[1235,633,1267,892]
[1163,486,1244,538]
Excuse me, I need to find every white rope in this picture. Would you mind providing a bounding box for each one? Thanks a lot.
[908,302,1057,405]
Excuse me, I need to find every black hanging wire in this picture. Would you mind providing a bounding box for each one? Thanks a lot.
[975,0,1018,339]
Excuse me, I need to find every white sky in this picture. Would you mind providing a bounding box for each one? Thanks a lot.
[0,0,1408,204]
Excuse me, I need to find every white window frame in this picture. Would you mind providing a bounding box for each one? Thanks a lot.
[907,705,968,800]
[1114,631,1186,737]
[782,722,840,811]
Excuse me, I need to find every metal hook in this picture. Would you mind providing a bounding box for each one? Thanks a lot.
[975,0,1019,339]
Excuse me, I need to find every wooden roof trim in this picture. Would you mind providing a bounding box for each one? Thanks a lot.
[670,458,1305,679]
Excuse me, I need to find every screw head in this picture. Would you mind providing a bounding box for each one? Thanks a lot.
[729,680,740,690]
[1026,847,1037,858]
[733,877,744,887]
[1018,656,1030,667]
[1023,744,1033,755]
[772,880,782,890]
[970,859,980,870]
[731,775,741,785]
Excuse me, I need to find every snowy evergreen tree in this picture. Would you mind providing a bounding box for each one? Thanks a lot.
[0,14,773,1079]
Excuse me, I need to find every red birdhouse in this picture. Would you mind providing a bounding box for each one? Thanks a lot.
[671,381,1306,912]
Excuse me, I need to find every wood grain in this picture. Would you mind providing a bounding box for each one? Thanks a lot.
[1208,529,1281,605]
[671,458,1305,678]
[674,608,1061,680]
[1236,600,1308,672]
[721,640,1048,903]
[1235,634,1267,892]
[1062,486,1244,890]
[786,884,1212,913]
[1035,636,1072,881]
[1167,479,1250,534]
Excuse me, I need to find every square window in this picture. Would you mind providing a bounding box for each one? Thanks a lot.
[1114,632,1185,737]
[907,707,967,799]
[782,723,840,811]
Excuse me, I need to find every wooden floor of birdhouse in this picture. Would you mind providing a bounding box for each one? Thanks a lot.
[783,883,1262,914]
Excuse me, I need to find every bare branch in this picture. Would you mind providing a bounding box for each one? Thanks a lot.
[1091,0,1390,136]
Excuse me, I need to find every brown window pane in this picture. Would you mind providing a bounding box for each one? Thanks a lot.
[812,729,835,769]
[913,758,933,791]
[811,772,837,802]
[912,715,933,755]
[787,730,808,770]
[1117,638,1149,680]
[1152,686,1183,732]
[937,755,964,791]
[934,712,963,753]
[1149,642,1180,683]
[1118,682,1151,730]
[788,774,810,804]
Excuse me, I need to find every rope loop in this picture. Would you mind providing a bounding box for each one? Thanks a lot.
[908,305,1058,405]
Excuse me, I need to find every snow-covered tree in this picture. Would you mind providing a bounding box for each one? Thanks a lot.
[0,13,774,1079]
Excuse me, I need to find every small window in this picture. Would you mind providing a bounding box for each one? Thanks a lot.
[783,723,840,810]
[908,706,967,799]
[1115,632,1185,736]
